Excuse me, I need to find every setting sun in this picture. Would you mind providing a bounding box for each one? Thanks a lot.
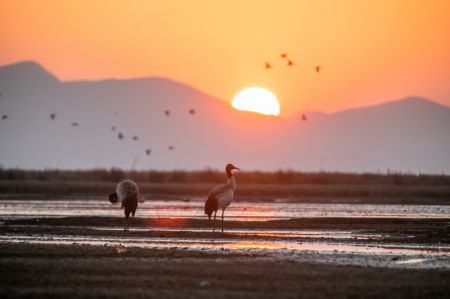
[232,87,280,116]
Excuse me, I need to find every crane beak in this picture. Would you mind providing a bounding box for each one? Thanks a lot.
[233,167,240,171]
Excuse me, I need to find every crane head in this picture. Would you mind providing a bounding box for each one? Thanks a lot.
[109,192,119,203]
[226,163,240,177]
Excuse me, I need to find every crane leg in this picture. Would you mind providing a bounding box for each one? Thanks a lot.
[213,211,217,232]
[221,209,225,234]
[124,217,127,232]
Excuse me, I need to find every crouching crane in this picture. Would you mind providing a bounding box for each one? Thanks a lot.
[204,163,240,233]
[109,179,140,231]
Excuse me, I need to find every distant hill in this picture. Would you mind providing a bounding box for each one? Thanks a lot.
[1,61,449,173]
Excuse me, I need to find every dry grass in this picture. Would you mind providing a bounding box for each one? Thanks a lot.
[0,168,449,203]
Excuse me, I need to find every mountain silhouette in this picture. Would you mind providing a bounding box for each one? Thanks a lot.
[1,61,449,173]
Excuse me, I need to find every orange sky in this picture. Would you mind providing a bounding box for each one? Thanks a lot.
[1,0,449,116]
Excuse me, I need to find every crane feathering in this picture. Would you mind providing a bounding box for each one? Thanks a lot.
[108,179,140,231]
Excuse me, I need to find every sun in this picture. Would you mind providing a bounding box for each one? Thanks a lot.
[232,87,280,116]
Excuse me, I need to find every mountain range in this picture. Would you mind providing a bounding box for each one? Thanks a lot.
[1,61,449,173]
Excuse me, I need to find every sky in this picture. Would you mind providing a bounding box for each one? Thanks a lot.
[1,0,450,116]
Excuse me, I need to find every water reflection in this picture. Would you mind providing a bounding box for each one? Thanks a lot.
[0,199,449,220]
[1,233,448,256]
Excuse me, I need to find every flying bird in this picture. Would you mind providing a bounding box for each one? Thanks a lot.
[265,62,273,69]
[315,66,321,73]
[204,163,240,233]
[132,136,138,141]
[165,110,171,117]
[168,146,174,151]
[111,126,116,131]
[50,113,56,121]
[189,109,195,115]
[302,114,307,121]
[118,133,124,140]
[71,122,78,127]
[287,60,294,67]
[108,179,140,231]
[145,149,151,156]
[1,114,8,120]
[280,53,288,59]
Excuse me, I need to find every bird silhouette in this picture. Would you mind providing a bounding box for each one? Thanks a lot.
[118,133,124,140]
[302,114,307,121]
[71,122,78,127]
[108,179,140,231]
[145,149,151,156]
[50,113,56,121]
[280,53,288,59]
[2,114,8,120]
[168,146,174,151]
[111,126,116,131]
[265,62,273,69]
[315,66,321,73]
[132,136,138,141]
[287,60,294,67]
[205,164,240,233]
[189,109,195,115]
[165,110,171,117]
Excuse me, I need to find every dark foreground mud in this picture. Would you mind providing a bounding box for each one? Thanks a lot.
[0,242,449,299]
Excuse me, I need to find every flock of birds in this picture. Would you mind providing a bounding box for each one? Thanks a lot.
[264,53,321,121]
[0,89,196,158]
[110,163,239,233]
[106,109,195,155]
[264,53,321,74]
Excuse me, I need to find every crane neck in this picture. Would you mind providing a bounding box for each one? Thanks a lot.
[227,175,236,191]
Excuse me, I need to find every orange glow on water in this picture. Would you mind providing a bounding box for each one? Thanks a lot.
[228,242,279,250]
[152,217,188,228]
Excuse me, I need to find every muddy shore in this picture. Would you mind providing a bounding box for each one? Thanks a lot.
[1,216,449,298]
[3,216,449,244]
[0,242,449,299]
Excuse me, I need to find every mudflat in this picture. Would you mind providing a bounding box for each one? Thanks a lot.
[1,216,449,298]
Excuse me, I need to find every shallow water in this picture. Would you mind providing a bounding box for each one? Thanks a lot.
[1,233,448,255]
[0,199,449,220]
[1,198,449,269]
[1,231,449,269]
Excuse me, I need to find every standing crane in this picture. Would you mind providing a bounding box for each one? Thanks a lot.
[108,179,140,231]
[204,163,240,233]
